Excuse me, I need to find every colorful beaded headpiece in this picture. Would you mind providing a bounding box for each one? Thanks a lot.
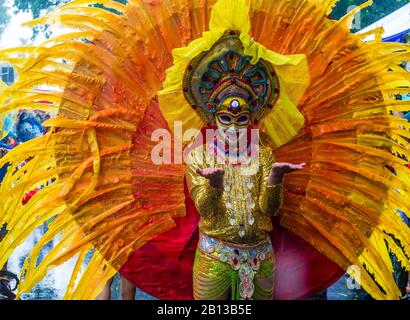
[183,33,280,125]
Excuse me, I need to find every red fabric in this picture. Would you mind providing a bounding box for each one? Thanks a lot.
[270,223,344,299]
[120,181,344,299]
[22,188,40,205]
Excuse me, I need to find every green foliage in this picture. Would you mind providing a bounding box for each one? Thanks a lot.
[13,0,67,19]
[7,0,410,29]
[1,0,408,40]
[10,0,70,40]
[13,0,127,18]
[92,0,128,14]
[10,0,127,40]
[330,0,410,30]
[0,2,11,35]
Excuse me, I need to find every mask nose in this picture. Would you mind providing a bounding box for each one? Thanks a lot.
[225,126,238,134]
[224,125,240,139]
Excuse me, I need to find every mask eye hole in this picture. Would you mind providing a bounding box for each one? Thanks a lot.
[237,115,249,124]
[218,114,232,124]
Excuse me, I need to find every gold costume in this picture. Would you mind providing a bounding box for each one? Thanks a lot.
[192,238,276,300]
[186,145,283,244]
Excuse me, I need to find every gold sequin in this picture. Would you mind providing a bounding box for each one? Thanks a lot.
[186,145,283,243]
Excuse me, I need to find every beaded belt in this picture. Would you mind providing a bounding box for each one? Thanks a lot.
[198,232,273,299]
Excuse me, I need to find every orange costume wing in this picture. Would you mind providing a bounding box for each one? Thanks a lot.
[0,0,408,300]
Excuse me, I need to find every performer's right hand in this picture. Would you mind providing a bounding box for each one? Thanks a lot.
[196,168,225,189]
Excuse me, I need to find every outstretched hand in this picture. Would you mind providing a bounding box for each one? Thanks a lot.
[196,167,225,189]
[268,162,306,185]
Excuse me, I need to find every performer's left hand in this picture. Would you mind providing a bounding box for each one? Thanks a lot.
[268,162,306,185]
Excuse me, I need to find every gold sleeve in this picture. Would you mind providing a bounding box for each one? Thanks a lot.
[185,152,224,218]
[258,149,284,217]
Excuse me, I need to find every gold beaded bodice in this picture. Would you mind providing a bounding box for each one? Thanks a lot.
[186,145,283,244]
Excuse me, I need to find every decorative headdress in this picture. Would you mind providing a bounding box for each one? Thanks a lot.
[158,0,311,148]
[182,33,280,125]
